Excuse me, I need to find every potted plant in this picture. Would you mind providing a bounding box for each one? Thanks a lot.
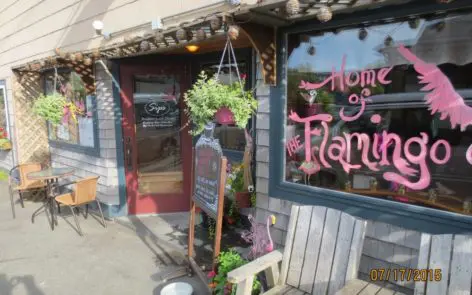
[33,92,84,126]
[184,71,258,135]
[226,163,252,209]
[0,128,11,150]
[208,249,261,295]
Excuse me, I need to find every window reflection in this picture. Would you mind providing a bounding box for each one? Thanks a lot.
[285,14,472,216]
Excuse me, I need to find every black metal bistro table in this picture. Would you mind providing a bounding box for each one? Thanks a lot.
[28,167,75,230]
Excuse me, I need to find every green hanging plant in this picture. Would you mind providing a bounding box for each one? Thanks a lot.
[184,71,258,135]
[33,93,66,125]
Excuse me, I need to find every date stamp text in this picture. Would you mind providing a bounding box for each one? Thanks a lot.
[369,268,442,282]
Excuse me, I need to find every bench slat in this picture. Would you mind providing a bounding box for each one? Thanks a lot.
[427,234,453,295]
[335,279,369,295]
[358,282,382,295]
[328,212,357,295]
[299,206,327,293]
[280,205,300,285]
[287,206,313,287]
[415,233,431,295]
[262,285,296,295]
[448,235,472,295]
[312,209,342,295]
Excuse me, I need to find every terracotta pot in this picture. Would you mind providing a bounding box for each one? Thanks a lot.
[215,107,235,125]
[235,191,251,208]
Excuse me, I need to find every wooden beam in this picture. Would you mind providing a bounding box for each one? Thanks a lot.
[240,23,277,85]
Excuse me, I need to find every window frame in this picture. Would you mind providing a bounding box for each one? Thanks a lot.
[0,80,10,140]
[42,67,100,156]
[269,1,472,234]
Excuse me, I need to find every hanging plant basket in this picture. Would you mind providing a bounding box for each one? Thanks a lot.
[184,37,258,135]
[215,107,235,125]
[0,140,12,150]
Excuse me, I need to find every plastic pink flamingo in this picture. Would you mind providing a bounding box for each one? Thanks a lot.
[397,44,472,131]
[241,214,276,260]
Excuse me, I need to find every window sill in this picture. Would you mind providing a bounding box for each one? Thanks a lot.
[49,140,100,157]
[269,177,472,234]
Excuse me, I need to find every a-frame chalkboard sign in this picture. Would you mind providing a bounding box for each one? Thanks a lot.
[188,122,227,271]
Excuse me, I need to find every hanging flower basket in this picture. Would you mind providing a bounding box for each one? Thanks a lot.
[215,107,235,125]
[184,37,258,135]
[0,139,12,150]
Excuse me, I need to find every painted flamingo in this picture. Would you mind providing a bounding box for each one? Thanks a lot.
[397,44,472,131]
[241,214,276,260]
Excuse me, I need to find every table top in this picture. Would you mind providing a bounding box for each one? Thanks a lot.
[28,167,75,180]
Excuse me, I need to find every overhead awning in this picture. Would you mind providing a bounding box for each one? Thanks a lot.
[12,0,414,86]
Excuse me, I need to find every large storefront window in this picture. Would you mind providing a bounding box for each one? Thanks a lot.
[43,69,98,151]
[284,14,472,217]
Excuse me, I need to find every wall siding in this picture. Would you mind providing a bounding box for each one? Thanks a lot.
[253,55,422,294]
[50,62,120,205]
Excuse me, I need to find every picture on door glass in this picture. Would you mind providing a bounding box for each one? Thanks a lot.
[134,75,183,194]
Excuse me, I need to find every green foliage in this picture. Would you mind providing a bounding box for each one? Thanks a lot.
[250,192,257,208]
[227,163,245,193]
[213,250,261,295]
[33,93,66,125]
[184,71,258,135]
[0,170,7,181]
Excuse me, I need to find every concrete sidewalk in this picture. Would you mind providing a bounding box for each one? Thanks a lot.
[0,181,209,295]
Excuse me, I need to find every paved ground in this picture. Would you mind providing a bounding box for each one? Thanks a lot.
[0,181,210,295]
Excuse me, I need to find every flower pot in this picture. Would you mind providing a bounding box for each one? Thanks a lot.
[215,107,235,125]
[0,141,12,150]
[235,191,251,208]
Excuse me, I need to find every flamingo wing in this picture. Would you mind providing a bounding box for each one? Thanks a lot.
[397,44,472,131]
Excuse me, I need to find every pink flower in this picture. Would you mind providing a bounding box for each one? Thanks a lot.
[240,73,247,80]
[207,270,216,279]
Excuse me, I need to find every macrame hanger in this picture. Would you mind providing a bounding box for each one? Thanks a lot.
[216,38,229,81]
[215,36,245,95]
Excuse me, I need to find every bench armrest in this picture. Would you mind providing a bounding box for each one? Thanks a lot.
[228,249,283,284]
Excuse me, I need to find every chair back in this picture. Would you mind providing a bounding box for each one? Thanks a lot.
[415,233,472,295]
[18,163,43,187]
[74,176,99,205]
[280,205,367,295]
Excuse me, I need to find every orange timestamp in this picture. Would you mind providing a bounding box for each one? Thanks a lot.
[369,268,442,282]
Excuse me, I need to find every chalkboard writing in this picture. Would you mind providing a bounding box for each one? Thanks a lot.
[135,99,179,129]
[193,123,223,218]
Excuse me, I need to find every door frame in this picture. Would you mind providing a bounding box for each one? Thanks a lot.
[119,55,193,215]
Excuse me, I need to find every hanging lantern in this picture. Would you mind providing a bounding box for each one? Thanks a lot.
[408,18,420,29]
[285,0,300,16]
[92,49,101,58]
[196,28,206,41]
[140,40,150,51]
[84,57,92,65]
[316,6,332,23]
[155,31,165,43]
[307,46,316,56]
[176,29,187,41]
[384,35,393,47]
[75,52,84,61]
[228,25,240,40]
[123,35,133,44]
[210,16,222,31]
[300,34,310,43]
[358,28,368,41]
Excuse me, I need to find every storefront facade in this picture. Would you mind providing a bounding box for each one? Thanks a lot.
[251,0,472,293]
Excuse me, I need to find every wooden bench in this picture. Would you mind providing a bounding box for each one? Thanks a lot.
[228,205,401,295]
[415,233,472,295]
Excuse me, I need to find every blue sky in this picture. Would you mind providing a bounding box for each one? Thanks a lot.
[288,21,425,73]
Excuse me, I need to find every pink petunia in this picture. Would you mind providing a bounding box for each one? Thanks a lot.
[207,270,216,279]
[240,73,247,80]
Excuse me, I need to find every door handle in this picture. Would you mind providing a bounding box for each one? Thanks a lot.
[126,137,133,170]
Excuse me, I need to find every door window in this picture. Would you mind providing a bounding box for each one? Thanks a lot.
[134,75,183,194]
